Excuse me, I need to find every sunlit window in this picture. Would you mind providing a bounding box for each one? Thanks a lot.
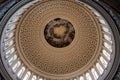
[103,42,112,52]
[100,56,108,68]
[5,32,14,41]
[104,34,111,41]
[96,63,104,75]
[8,54,17,65]
[86,73,92,80]
[23,71,31,80]
[32,75,37,80]
[79,76,84,80]
[102,49,111,60]
[5,47,15,58]
[6,23,16,32]
[99,19,106,24]
[17,67,26,78]
[4,40,14,49]
[91,68,99,80]
[102,27,109,33]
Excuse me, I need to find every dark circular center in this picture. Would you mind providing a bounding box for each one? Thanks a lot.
[44,18,75,48]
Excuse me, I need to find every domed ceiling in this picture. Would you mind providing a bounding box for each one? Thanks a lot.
[0,0,117,80]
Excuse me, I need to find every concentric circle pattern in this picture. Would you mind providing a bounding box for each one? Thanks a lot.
[1,0,115,80]
[17,0,100,75]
